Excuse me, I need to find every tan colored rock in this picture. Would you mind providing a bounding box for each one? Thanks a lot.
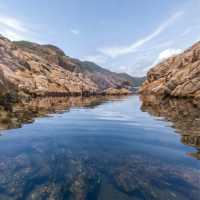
[104,88,132,95]
[140,41,200,100]
[0,35,98,96]
[0,35,137,98]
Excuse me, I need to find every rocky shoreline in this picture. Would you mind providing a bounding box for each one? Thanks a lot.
[0,34,144,131]
[0,34,143,108]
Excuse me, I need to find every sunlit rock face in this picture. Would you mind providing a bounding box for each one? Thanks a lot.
[0,34,139,99]
[140,41,200,101]
[140,40,200,160]
[0,35,98,97]
[140,95,200,160]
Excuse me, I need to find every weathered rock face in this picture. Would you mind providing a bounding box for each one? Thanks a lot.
[0,35,98,97]
[0,68,8,95]
[140,41,200,100]
[0,35,139,99]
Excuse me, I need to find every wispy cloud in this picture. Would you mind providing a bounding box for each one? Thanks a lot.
[70,29,80,35]
[130,48,183,76]
[98,11,184,58]
[0,15,28,33]
[152,48,182,65]
[0,29,25,41]
[0,14,42,42]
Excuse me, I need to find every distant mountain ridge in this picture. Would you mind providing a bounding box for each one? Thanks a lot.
[14,41,144,90]
[0,35,144,103]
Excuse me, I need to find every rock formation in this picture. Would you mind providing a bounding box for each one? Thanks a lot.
[0,34,142,101]
[140,41,200,102]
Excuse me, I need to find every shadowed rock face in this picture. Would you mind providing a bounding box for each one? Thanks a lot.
[0,35,141,100]
[140,41,200,101]
[140,95,200,160]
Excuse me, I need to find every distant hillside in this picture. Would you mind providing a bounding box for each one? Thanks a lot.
[0,35,143,103]
[14,41,145,90]
[117,73,146,87]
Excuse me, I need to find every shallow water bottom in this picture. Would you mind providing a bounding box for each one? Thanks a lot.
[0,96,199,200]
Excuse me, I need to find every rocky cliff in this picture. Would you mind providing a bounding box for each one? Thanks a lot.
[0,35,140,101]
[140,41,200,101]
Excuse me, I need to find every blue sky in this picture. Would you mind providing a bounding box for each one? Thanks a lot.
[0,0,200,76]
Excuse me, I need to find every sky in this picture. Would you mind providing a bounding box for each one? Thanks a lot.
[0,0,200,77]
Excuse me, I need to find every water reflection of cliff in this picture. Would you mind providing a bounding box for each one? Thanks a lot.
[0,96,125,131]
[140,95,200,160]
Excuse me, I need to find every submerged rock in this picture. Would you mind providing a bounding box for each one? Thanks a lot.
[0,140,199,200]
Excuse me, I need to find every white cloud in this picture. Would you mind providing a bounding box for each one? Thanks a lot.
[70,29,80,35]
[154,48,183,64]
[98,11,184,58]
[114,48,183,77]
[0,29,25,40]
[138,48,183,75]
[0,15,28,33]
[146,48,182,73]
[0,14,45,42]
[82,54,108,65]
[0,15,32,41]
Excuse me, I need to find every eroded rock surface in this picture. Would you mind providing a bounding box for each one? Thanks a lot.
[0,35,97,97]
[0,35,139,100]
[140,41,200,101]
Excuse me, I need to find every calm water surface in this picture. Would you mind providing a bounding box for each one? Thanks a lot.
[0,96,199,200]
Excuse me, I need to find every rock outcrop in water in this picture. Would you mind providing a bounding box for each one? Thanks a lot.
[140,41,200,102]
[0,34,143,101]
